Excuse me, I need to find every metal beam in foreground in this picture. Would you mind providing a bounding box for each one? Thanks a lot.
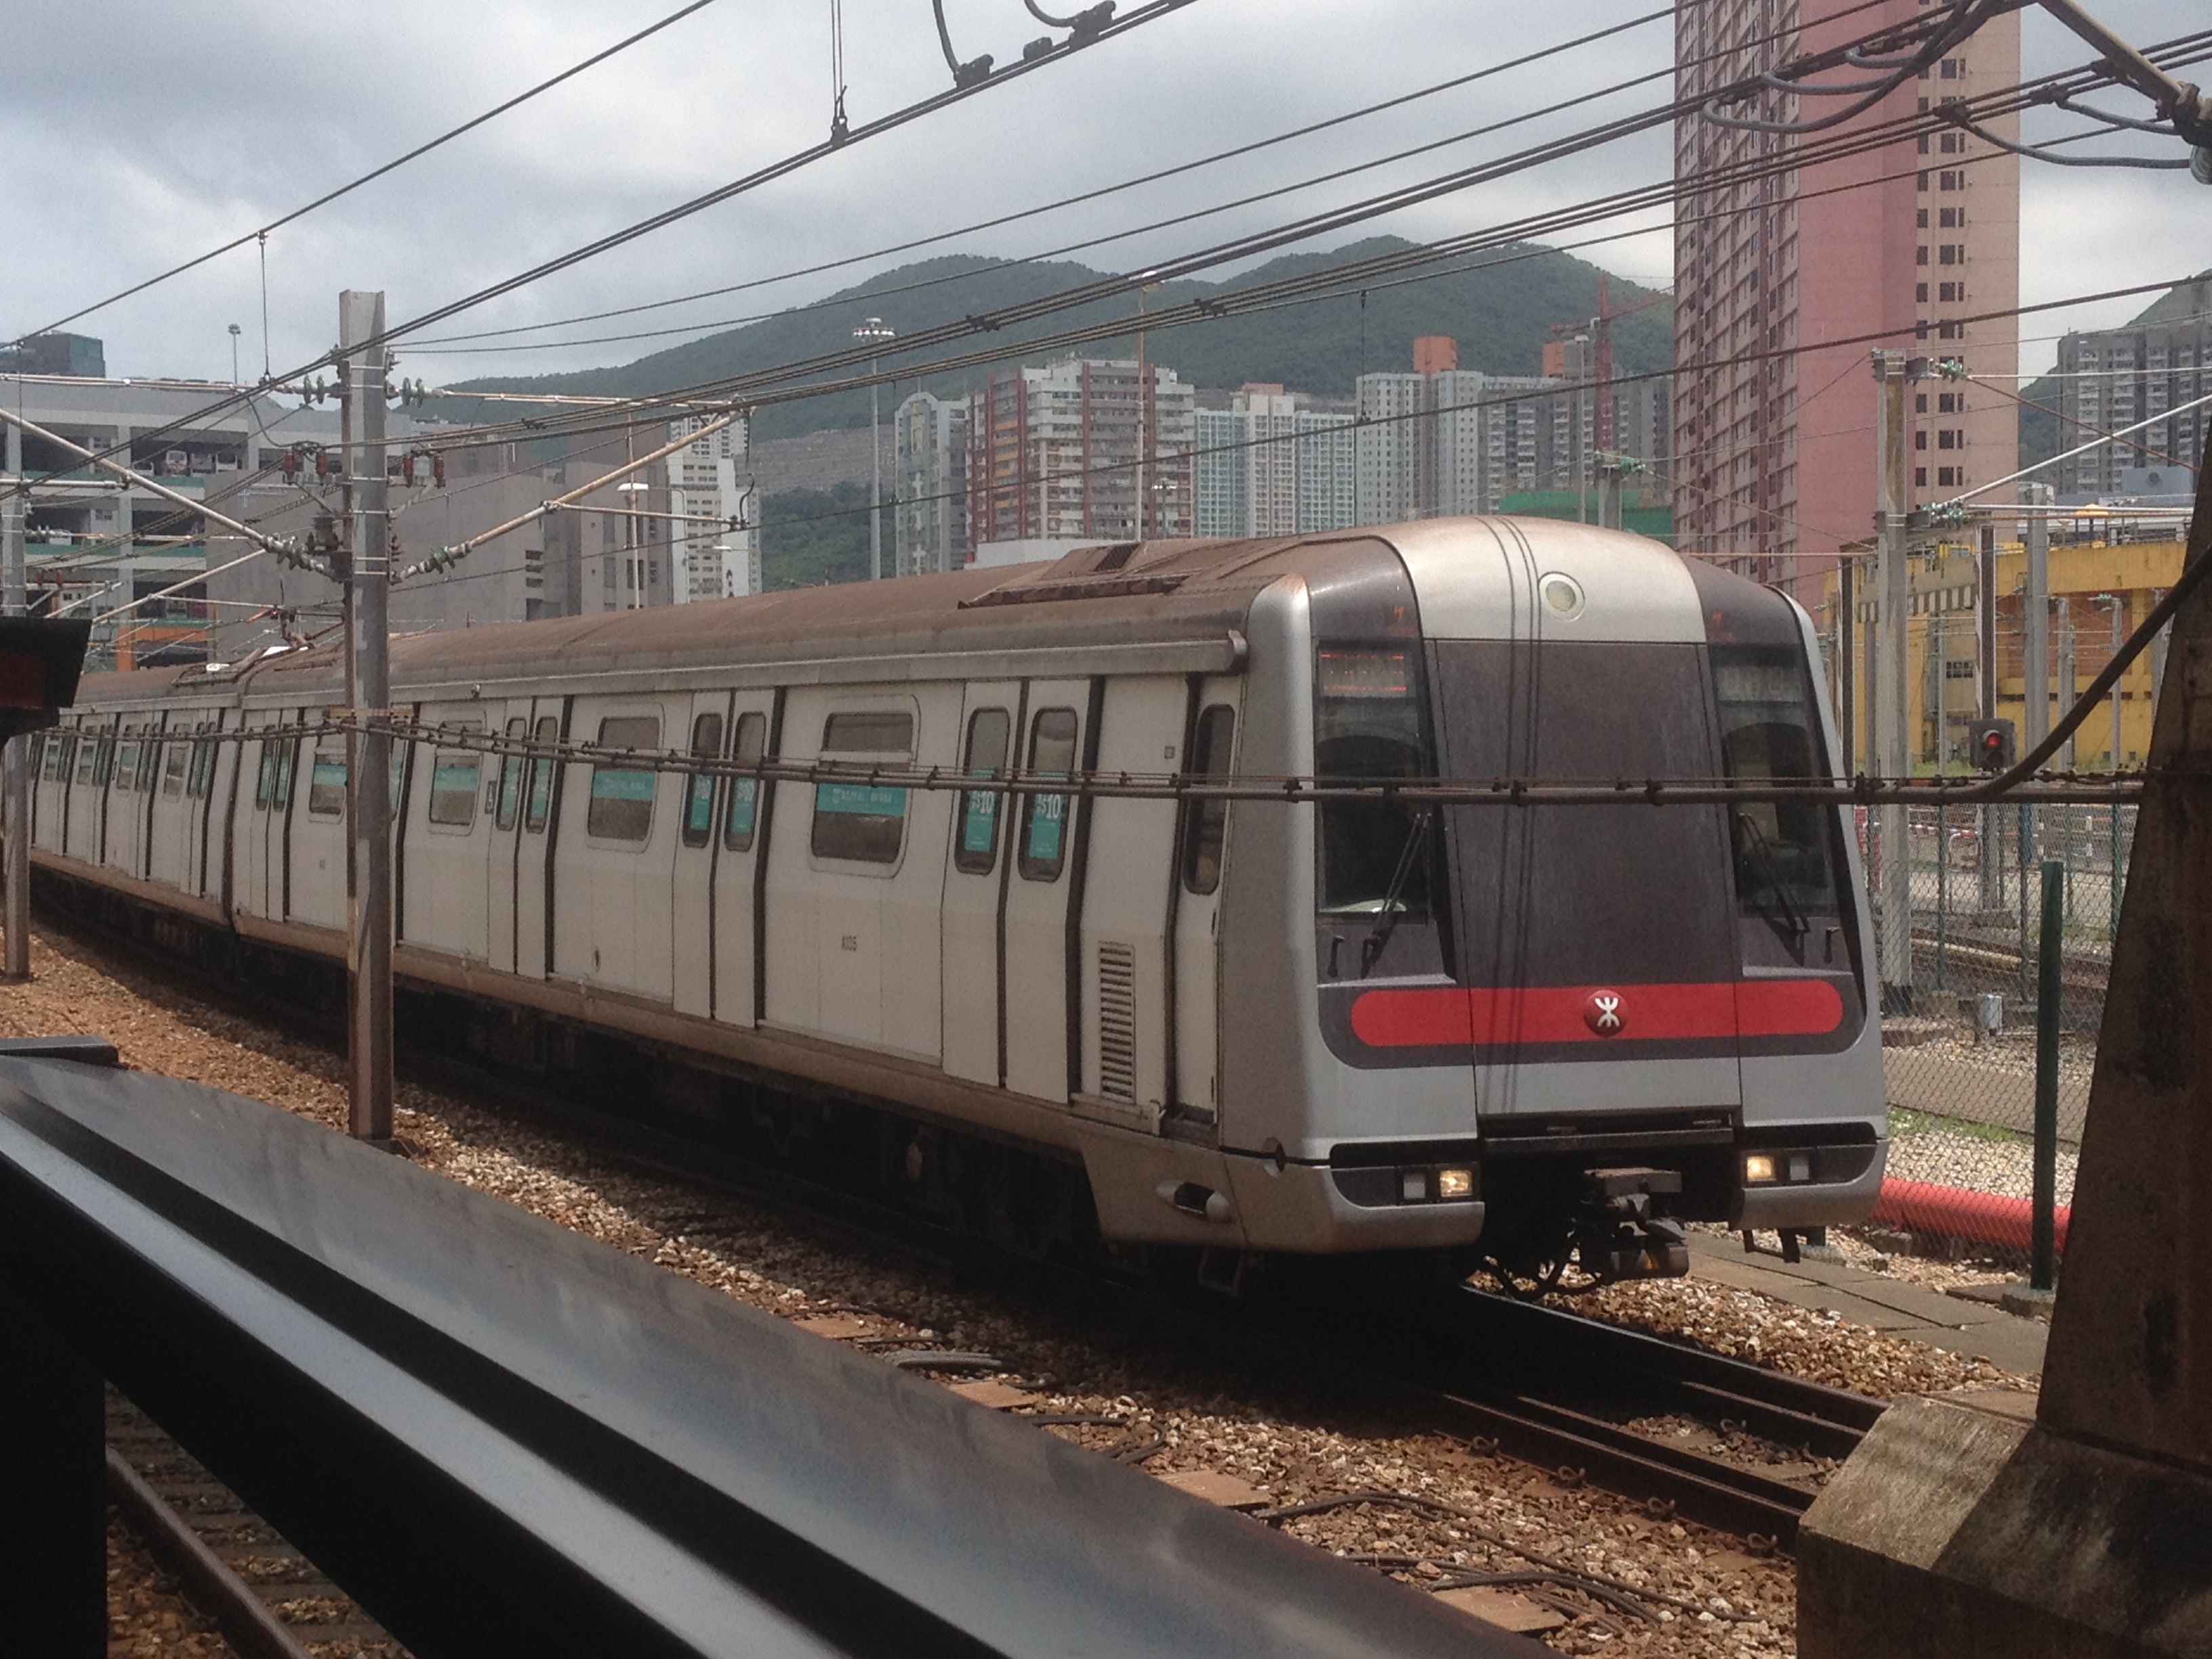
[0,1048,1539,1659]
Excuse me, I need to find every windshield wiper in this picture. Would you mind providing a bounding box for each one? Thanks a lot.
[1734,810,1811,940]
[1361,808,1433,976]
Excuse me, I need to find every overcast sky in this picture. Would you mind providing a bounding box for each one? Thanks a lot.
[2,0,2203,399]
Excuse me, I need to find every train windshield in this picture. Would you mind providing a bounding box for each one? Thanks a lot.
[1315,646,1432,923]
[1711,645,1849,963]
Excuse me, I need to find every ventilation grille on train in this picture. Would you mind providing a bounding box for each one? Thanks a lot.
[1097,941,1136,1100]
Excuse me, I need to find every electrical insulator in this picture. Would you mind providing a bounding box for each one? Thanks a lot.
[401,453,416,487]
[432,453,446,489]
[281,450,300,483]
[315,449,333,478]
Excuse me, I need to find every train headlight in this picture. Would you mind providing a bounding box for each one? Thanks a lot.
[1743,1153,1778,1185]
[1436,1167,1475,1201]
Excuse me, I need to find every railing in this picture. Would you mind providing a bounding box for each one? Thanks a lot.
[0,1042,1528,1659]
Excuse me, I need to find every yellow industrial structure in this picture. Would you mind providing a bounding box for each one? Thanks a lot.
[1811,527,2182,773]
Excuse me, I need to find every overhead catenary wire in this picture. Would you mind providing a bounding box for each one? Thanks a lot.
[5,0,1203,506]
[6,0,726,349]
[425,26,2212,457]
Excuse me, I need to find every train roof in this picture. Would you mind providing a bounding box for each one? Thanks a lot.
[66,519,1782,710]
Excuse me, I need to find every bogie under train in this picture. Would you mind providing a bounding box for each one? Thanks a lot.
[30,518,1885,1286]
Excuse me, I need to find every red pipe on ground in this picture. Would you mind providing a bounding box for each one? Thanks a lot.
[1872,1176,2070,1254]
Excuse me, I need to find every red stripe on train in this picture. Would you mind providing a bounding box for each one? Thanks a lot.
[1348,979,1846,1048]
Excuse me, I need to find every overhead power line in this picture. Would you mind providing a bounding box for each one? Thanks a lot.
[7,0,726,348]
[4,0,1204,504]
[437,28,2212,455]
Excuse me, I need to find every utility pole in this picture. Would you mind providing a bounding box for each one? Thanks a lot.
[852,317,894,579]
[2020,479,2053,981]
[1837,558,1855,776]
[2,418,26,980]
[341,291,394,1145]
[1872,349,1913,1013]
[1978,521,2000,912]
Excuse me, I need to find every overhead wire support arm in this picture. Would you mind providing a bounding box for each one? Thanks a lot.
[0,407,320,575]
[2034,0,2212,144]
[395,407,741,582]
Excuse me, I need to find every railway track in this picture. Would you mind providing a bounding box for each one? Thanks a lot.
[53,904,1881,1574]
[106,1391,405,1659]
[1366,1289,1880,1546]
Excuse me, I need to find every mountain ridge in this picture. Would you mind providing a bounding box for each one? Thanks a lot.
[447,238,1674,443]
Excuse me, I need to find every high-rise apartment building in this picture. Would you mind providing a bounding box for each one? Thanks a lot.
[1354,339,1583,520]
[1672,2,2020,590]
[1193,384,1356,538]
[2052,274,2211,497]
[965,359,1195,546]
[665,413,758,600]
[893,391,970,573]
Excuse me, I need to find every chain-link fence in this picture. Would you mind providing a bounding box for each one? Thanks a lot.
[1859,801,2133,1208]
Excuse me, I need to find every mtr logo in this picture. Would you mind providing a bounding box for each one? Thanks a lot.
[1583,989,1626,1036]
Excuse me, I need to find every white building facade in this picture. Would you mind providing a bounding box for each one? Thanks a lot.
[893,391,970,574]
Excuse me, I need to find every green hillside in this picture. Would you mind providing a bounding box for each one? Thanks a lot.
[449,239,1672,443]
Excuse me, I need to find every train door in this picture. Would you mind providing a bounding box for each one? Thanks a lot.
[670,693,730,1019]
[34,721,76,855]
[1433,639,1742,1120]
[188,717,226,900]
[236,725,274,918]
[941,682,1021,1086]
[551,699,677,1000]
[1074,676,1185,1121]
[485,704,534,975]
[512,705,562,979]
[148,715,192,890]
[403,711,492,962]
[1170,679,1242,1121]
[1002,679,1097,1103]
[287,726,348,928]
[104,720,146,877]
[762,686,954,1058]
[708,693,776,1027]
[268,718,302,920]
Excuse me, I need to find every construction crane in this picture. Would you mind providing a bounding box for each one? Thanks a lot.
[1550,275,1672,451]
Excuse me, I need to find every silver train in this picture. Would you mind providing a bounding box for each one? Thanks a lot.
[29,518,1886,1284]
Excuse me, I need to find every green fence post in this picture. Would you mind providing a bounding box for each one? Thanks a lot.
[2033,857,2064,1292]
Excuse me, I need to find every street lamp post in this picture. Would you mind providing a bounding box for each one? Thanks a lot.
[853,316,895,579]
[228,323,241,387]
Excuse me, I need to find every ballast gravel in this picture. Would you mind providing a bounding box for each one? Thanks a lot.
[5,924,2043,1658]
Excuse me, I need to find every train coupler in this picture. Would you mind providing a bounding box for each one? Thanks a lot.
[1573,1167,1690,1282]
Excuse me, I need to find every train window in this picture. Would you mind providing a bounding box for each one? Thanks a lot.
[588,716,661,842]
[1315,654,1431,921]
[95,729,117,787]
[272,735,298,813]
[308,739,348,818]
[1017,708,1079,883]
[524,716,558,833]
[75,730,99,787]
[188,726,216,798]
[953,708,1010,876]
[143,733,165,793]
[253,735,275,811]
[495,718,527,831]
[821,710,912,753]
[114,727,140,793]
[1711,647,1845,945]
[722,712,766,852]
[1179,705,1236,897]
[682,712,722,848]
[811,708,912,865]
[41,733,65,784]
[162,734,190,796]
[428,727,483,828]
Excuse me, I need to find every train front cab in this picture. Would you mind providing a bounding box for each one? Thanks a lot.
[1213,520,1886,1277]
